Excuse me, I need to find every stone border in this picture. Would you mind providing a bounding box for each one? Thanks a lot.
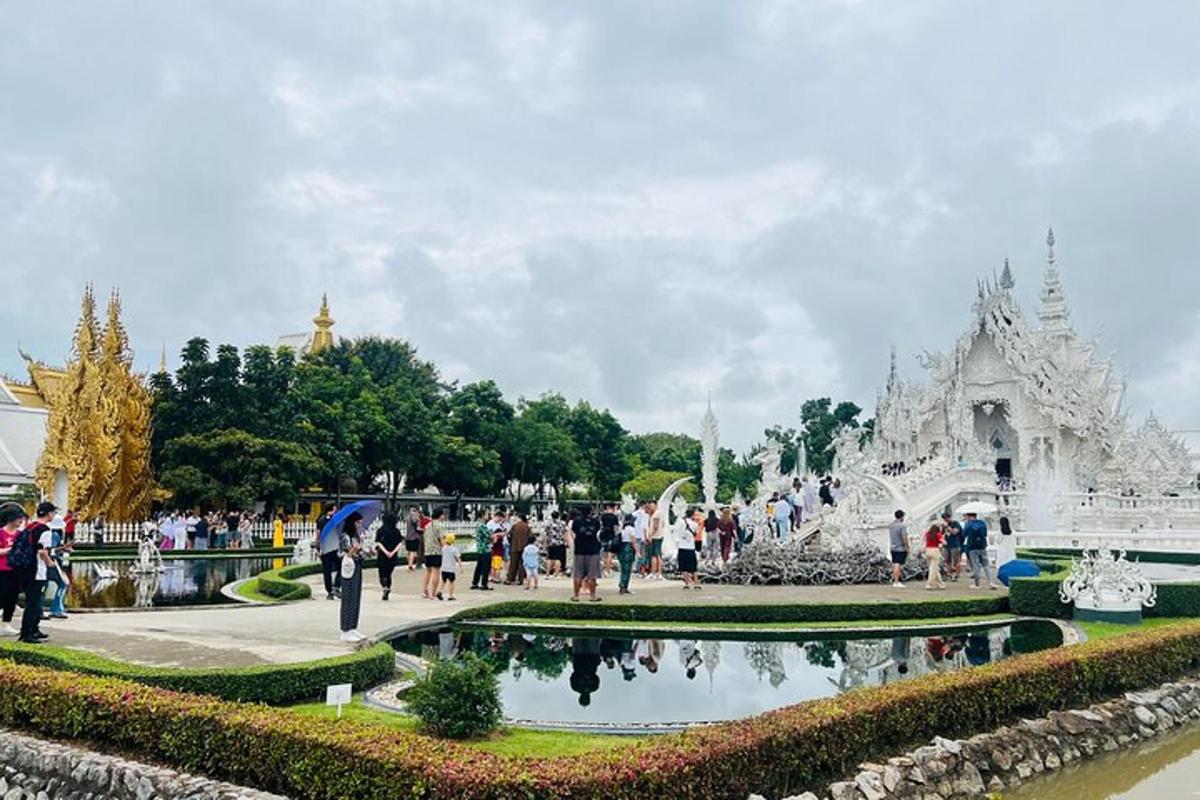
[0,727,287,800]
[763,677,1200,799]
[455,616,1028,639]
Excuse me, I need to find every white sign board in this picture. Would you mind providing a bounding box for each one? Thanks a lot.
[326,683,352,717]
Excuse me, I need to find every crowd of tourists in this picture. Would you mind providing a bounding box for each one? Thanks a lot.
[887,509,1001,591]
[0,501,73,645]
[149,509,261,550]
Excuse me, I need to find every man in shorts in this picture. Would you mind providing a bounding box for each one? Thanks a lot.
[889,509,909,588]
[570,505,602,602]
[422,507,445,599]
[647,501,665,579]
[941,511,964,581]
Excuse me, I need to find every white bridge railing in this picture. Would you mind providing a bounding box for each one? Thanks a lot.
[72,519,484,547]
[1015,530,1200,553]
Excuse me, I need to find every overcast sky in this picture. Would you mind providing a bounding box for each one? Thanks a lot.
[4,1,1200,451]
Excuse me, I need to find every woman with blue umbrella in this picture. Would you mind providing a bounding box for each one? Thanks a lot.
[321,500,381,643]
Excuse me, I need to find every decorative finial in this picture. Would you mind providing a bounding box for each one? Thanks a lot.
[1046,227,1056,266]
[159,344,167,373]
[1000,257,1015,290]
[310,294,335,354]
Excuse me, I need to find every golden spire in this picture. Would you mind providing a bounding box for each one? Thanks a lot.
[311,293,335,354]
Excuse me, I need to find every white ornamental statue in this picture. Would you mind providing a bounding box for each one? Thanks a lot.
[1059,548,1156,624]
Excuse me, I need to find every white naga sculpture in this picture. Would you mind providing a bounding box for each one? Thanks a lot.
[1059,548,1156,623]
[130,533,165,574]
[293,537,316,563]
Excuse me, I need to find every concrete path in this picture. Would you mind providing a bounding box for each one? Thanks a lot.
[38,566,1005,668]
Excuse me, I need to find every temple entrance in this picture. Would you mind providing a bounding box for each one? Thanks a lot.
[995,458,1012,480]
[973,401,1017,484]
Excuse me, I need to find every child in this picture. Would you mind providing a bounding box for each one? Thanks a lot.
[440,533,461,601]
[522,535,540,590]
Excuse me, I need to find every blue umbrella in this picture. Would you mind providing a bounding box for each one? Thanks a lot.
[997,558,1041,587]
[320,500,383,550]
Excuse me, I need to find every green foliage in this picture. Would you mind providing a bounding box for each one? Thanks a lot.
[4,621,1200,798]
[452,596,1010,625]
[0,641,395,704]
[158,428,321,510]
[795,397,866,476]
[256,561,324,600]
[404,652,503,739]
[620,470,700,503]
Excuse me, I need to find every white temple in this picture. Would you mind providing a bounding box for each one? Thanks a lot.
[871,229,1194,496]
[817,230,1200,550]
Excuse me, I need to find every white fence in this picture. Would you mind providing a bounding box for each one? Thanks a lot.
[74,519,484,550]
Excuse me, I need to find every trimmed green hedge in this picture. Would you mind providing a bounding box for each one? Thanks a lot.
[257,561,324,601]
[1008,555,1200,620]
[3,621,1200,798]
[0,641,395,705]
[1021,547,1200,566]
[451,596,1011,625]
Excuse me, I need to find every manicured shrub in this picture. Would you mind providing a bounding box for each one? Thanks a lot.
[257,561,323,600]
[404,652,502,739]
[451,596,1011,625]
[0,641,395,704]
[2,622,1200,799]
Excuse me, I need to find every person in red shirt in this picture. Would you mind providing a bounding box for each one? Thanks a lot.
[0,503,27,636]
[924,521,946,590]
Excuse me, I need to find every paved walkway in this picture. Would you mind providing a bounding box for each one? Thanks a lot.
[39,567,1006,668]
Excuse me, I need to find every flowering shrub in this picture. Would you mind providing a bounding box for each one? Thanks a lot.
[0,641,395,704]
[3,621,1200,798]
[404,652,502,739]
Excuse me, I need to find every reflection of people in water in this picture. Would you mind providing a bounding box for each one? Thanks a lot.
[965,632,991,666]
[678,640,703,680]
[619,640,638,681]
[891,636,910,676]
[569,638,602,706]
[639,639,664,674]
[599,638,623,670]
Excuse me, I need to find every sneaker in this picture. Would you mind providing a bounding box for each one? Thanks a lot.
[18,637,42,645]
[892,582,905,588]
[435,592,443,601]
[339,631,355,642]
[326,593,335,600]
[382,590,390,601]
[50,613,68,620]
[349,630,367,642]
[968,584,979,590]
[1,624,17,637]
[989,583,1000,590]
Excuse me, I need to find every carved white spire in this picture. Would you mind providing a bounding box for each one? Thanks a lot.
[1038,227,1071,338]
[886,345,899,393]
[700,395,719,508]
[1000,257,1015,290]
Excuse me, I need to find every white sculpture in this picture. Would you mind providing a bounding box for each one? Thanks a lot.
[753,441,784,501]
[700,399,719,509]
[292,537,316,563]
[1059,548,1156,622]
[130,534,165,574]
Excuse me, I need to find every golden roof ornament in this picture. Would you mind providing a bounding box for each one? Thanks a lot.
[310,293,335,354]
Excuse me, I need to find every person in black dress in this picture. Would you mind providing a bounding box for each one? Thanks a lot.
[375,511,402,601]
[338,515,365,642]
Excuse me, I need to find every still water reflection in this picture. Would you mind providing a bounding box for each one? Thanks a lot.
[391,621,1062,725]
[66,557,287,608]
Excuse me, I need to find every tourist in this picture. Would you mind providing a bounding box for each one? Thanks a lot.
[489,510,507,583]
[12,502,56,643]
[45,515,70,619]
[544,511,568,578]
[522,534,540,590]
[679,639,703,680]
[238,512,253,549]
[772,491,792,542]
[802,475,818,519]
[184,511,198,548]
[599,502,619,576]
[677,508,700,589]
[222,508,239,549]
[404,507,422,570]
[272,512,284,550]
[63,510,77,543]
[193,512,209,551]
[819,478,834,507]
[422,508,446,599]
[440,532,461,601]
[632,500,651,576]
[736,503,751,549]
[889,509,909,588]
[505,513,532,585]
[569,638,602,707]
[647,501,665,580]
[923,520,946,590]
[617,513,637,594]
[942,512,963,581]
[469,509,493,591]
[91,514,106,547]
[0,504,26,636]
[716,507,736,563]
[791,478,805,527]
[831,478,845,505]
[963,512,998,589]
[569,505,602,602]
[338,514,365,642]
[702,509,720,563]
[375,511,402,601]
[316,504,341,600]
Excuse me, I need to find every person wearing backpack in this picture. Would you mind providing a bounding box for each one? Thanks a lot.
[0,503,28,636]
[11,501,56,644]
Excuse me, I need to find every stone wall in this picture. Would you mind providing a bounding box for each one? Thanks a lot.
[0,728,287,800]
[751,677,1200,800]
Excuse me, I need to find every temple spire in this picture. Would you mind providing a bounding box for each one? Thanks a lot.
[1000,257,1015,290]
[158,344,167,374]
[886,345,898,392]
[311,293,335,354]
[1037,227,1071,338]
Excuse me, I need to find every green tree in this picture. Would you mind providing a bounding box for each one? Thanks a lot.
[445,381,514,493]
[510,415,580,500]
[620,470,700,503]
[798,398,865,475]
[158,429,321,510]
[569,401,633,498]
[627,432,701,474]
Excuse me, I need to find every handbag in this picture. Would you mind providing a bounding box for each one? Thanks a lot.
[340,555,356,580]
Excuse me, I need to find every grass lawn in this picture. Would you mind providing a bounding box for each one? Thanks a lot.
[1078,616,1196,641]
[287,696,634,757]
[232,578,278,603]
[472,613,1017,633]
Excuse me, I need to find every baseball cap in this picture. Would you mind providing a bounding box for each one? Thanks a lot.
[36,501,58,517]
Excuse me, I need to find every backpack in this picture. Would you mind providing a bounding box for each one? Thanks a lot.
[7,524,41,571]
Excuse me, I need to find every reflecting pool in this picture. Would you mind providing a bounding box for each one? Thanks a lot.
[1008,724,1200,799]
[66,557,288,608]
[389,620,1062,726]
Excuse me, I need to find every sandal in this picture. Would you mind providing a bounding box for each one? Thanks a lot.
[590,596,602,602]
